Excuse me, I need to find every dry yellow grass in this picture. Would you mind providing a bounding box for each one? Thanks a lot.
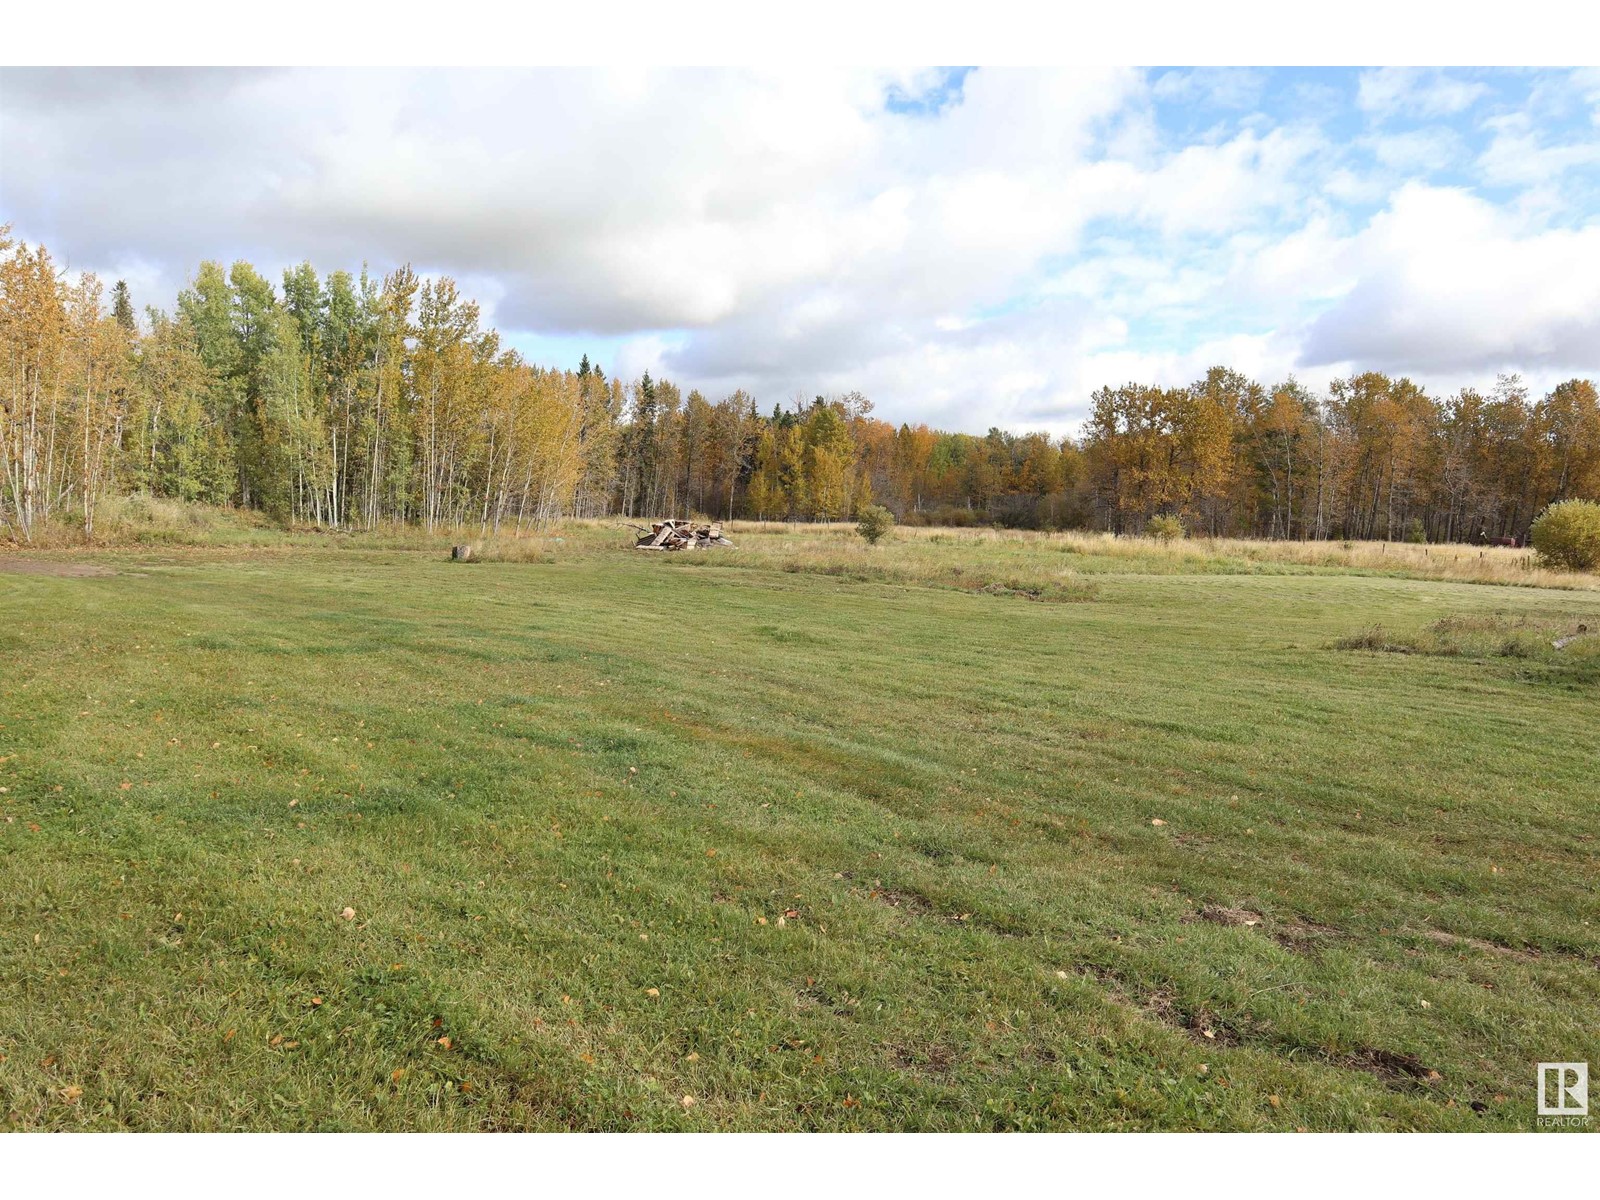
[9,499,1594,592]
[688,521,1599,592]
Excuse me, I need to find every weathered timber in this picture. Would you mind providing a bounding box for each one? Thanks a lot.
[630,519,735,551]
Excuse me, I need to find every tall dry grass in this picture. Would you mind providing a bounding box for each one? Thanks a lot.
[700,521,1596,591]
[9,497,1597,593]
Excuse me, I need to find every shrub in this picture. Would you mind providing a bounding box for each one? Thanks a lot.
[1146,513,1185,543]
[856,504,896,545]
[1404,517,1427,544]
[1530,499,1600,571]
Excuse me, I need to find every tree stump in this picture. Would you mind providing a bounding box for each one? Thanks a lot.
[451,545,473,561]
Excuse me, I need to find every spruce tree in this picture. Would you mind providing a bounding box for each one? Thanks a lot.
[112,279,136,333]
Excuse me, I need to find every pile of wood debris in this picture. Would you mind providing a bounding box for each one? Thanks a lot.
[627,519,735,551]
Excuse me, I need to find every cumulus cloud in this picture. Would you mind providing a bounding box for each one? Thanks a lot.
[1300,184,1600,373]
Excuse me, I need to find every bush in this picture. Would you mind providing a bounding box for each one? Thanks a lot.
[1146,513,1185,543]
[856,504,896,545]
[1530,499,1600,570]
[1404,517,1427,544]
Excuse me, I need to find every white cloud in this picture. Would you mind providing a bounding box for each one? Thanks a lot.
[1477,112,1600,187]
[1357,68,1488,119]
[1151,67,1267,111]
[1366,126,1464,173]
[1131,125,1325,236]
[1300,184,1600,373]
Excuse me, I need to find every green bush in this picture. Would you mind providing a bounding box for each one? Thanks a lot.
[856,504,896,545]
[1146,514,1185,543]
[1530,499,1600,570]
[1404,517,1427,544]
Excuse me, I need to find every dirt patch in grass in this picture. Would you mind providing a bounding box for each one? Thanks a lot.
[1342,1047,1443,1086]
[1073,959,1446,1092]
[864,883,984,929]
[1198,905,1265,928]
[1422,928,1541,962]
[860,882,1018,936]
[1143,989,1244,1046]
[866,885,934,915]
[1183,904,1345,954]
[0,557,117,577]
[889,1042,960,1076]
[1272,919,1345,953]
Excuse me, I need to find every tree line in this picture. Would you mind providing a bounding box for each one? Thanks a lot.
[4,230,1598,543]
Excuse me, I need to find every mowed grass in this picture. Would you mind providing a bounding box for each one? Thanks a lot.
[1,525,1598,1131]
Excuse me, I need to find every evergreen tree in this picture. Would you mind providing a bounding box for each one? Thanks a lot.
[111,280,136,333]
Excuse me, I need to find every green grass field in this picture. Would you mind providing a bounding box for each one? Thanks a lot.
[2,523,1598,1130]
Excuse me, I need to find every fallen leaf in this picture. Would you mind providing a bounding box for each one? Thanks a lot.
[392,1069,405,1082]
[1150,818,1167,827]
[645,987,660,997]
[224,1028,236,1042]
[340,906,356,920]
[680,1095,695,1108]
[1055,970,1070,979]
[685,1052,700,1062]
[437,1036,452,1050]
[310,997,323,1007]
[1269,1095,1281,1108]
[755,916,767,926]
[60,1086,83,1104]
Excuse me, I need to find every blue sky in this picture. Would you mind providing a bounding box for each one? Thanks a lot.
[3,66,1597,433]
